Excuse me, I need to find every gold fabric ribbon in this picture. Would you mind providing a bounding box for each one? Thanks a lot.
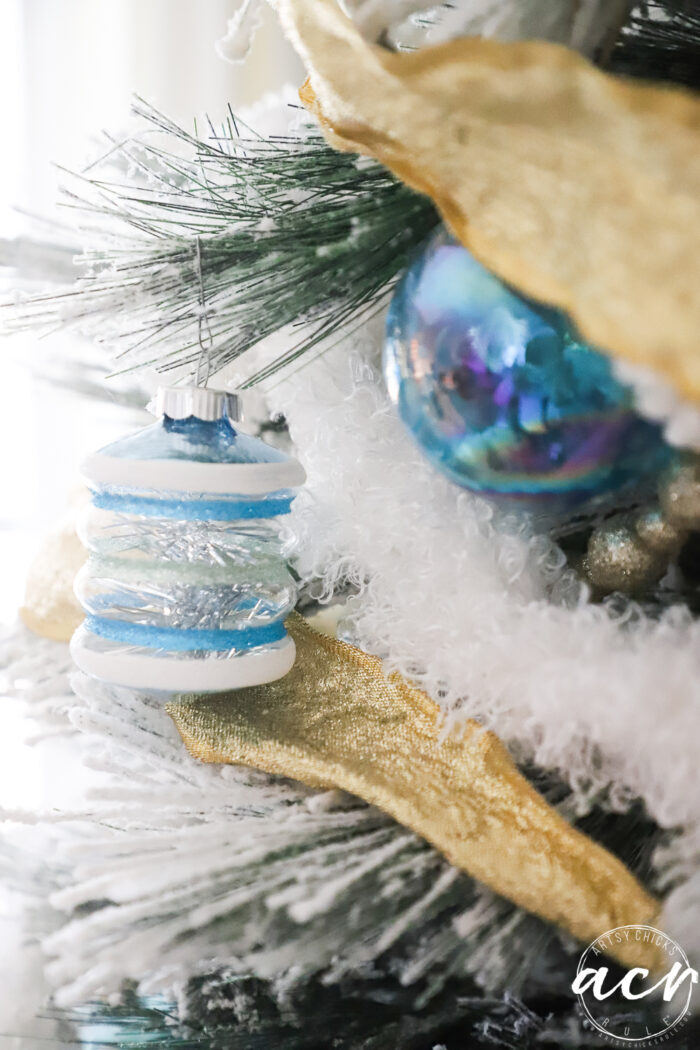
[279,0,700,403]
[169,614,662,971]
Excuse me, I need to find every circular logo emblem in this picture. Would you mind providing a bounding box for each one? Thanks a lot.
[572,925,697,1045]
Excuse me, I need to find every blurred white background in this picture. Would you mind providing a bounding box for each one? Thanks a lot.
[0,0,302,624]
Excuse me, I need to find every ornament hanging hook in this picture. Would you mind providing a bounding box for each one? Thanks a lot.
[194,235,214,388]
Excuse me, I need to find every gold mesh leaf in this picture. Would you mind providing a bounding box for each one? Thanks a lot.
[169,614,662,971]
[283,0,700,403]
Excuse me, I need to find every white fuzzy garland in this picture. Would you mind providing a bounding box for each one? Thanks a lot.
[615,360,700,452]
[263,327,700,958]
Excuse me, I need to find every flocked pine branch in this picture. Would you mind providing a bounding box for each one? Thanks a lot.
[8,98,438,387]
[1,626,668,1016]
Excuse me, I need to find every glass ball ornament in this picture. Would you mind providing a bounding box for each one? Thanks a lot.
[384,227,669,516]
[71,386,305,693]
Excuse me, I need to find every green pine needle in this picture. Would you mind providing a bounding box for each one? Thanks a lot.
[12,98,438,387]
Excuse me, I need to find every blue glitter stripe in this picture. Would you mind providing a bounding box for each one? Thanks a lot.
[92,491,293,521]
[85,616,287,652]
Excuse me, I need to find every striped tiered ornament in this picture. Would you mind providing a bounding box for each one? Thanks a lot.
[71,387,305,692]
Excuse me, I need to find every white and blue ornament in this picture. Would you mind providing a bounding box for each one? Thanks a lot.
[71,386,305,692]
[384,227,669,516]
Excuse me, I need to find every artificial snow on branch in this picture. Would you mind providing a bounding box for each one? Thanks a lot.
[7,98,437,387]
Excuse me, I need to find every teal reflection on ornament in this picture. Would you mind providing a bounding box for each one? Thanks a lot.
[384,228,669,513]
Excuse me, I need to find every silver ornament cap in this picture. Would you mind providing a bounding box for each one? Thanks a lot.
[150,385,241,422]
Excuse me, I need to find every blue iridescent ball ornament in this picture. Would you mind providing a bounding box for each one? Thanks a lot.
[384,228,669,516]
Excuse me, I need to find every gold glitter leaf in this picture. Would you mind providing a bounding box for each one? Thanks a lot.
[169,614,662,971]
[282,0,700,403]
[19,512,86,642]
